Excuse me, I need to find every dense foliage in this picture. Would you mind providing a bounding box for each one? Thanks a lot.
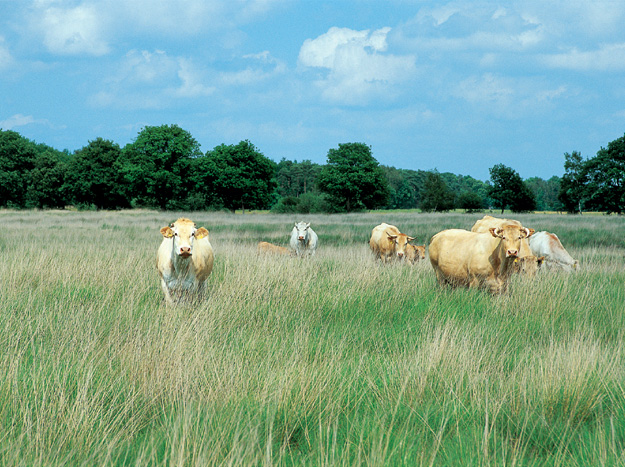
[1,127,623,213]
[316,142,390,212]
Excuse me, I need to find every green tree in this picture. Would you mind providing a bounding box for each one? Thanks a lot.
[64,138,129,209]
[583,135,625,214]
[419,171,455,212]
[317,142,389,212]
[0,130,37,208]
[121,124,202,209]
[381,166,424,209]
[25,145,69,209]
[457,191,483,213]
[488,164,536,213]
[275,159,321,198]
[526,176,562,211]
[202,140,277,212]
[558,151,587,214]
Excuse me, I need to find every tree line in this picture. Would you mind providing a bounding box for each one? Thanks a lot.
[1,125,623,214]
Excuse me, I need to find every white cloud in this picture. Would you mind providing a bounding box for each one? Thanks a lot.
[298,27,416,105]
[220,51,286,85]
[36,4,110,55]
[0,36,14,70]
[90,49,215,108]
[454,73,568,118]
[0,113,60,130]
[541,43,625,71]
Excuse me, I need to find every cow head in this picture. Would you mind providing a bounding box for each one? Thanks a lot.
[387,233,415,259]
[406,244,426,263]
[513,255,544,276]
[490,225,534,258]
[294,222,310,243]
[160,218,207,258]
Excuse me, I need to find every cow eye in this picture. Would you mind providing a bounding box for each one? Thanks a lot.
[191,232,195,237]
[174,232,178,236]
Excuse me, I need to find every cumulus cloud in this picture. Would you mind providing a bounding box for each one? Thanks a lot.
[298,27,416,104]
[36,3,110,55]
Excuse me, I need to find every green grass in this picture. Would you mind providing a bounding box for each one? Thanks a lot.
[0,209,624,465]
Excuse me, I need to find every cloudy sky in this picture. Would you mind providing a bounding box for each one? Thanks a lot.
[1,0,624,180]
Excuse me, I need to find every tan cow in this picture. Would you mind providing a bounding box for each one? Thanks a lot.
[429,225,534,294]
[157,217,214,305]
[406,244,426,263]
[369,223,415,262]
[257,241,294,256]
[471,215,543,276]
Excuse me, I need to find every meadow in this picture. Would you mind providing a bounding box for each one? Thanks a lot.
[0,209,624,466]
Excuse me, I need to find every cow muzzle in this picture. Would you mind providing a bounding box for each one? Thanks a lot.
[506,249,518,258]
[179,247,192,258]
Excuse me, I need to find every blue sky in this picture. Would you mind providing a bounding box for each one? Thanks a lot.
[1,0,624,181]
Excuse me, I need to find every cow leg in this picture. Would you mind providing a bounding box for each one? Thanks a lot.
[160,278,175,305]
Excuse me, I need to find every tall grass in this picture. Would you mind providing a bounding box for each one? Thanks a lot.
[0,209,624,465]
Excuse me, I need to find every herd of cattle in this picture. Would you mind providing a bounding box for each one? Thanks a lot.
[156,216,579,304]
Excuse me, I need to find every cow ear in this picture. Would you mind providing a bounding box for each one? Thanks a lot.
[524,228,535,237]
[160,226,174,238]
[489,227,502,238]
[195,227,209,239]
[387,234,397,240]
[407,236,415,242]
[306,223,310,228]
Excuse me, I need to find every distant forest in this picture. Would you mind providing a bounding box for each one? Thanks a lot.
[1,125,623,214]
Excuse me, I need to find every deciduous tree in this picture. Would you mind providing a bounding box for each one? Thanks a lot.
[488,164,536,213]
[317,143,389,212]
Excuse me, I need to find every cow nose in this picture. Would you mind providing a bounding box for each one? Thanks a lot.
[298,236,304,240]
[180,246,191,255]
[507,249,518,257]
[397,252,404,257]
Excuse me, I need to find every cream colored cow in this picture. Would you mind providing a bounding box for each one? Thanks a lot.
[471,215,543,276]
[429,225,534,294]
[157,218,214,304]
[369,223,415,262]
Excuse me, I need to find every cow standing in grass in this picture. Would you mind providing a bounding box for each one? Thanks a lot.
[290,222,318,257]
[157,218,214,304]
[429,225,534,294]
[369,223,415,262]
[471,215,543,276]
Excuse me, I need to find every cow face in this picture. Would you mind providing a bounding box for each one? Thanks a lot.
[294,222,310,243]
[513,255,544,276]
[160,218,206,258]
[406,244,426,263]
[490,226,534,258]
[387,233,415,259]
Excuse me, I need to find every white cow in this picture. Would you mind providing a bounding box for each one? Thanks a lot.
[289,221,318,257]
[157,217,215,304]
[529,231,579,271]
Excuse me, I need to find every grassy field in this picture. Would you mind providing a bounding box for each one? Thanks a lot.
[0,209,624,466]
